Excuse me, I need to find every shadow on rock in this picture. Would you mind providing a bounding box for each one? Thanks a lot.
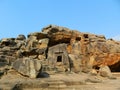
[12,83,23,90]
[37,72,50,78]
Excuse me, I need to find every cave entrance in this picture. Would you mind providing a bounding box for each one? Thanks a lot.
[2,42,10,46]
[76,37,81,41]
[109,60,120,72]
[83,34,88,38]
[57,56,62,62]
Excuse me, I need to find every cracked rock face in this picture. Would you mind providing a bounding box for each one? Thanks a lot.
[12,58,42,78]
[1,25,120,78]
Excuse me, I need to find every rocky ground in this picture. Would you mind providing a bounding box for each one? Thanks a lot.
[0,69,119,90]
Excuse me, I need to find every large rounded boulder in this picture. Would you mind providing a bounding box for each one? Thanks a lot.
[12,58,42,78]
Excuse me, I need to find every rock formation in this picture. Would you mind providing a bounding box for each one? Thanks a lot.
[0,25,120,78]
[13,58,42,78]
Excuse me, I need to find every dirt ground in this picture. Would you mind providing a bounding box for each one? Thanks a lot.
[0,70,120,90]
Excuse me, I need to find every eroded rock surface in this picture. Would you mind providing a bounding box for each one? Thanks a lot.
[0,25,120,78]
[12,58,42,78]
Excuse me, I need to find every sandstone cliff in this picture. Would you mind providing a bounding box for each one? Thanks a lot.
[0,25,120,78]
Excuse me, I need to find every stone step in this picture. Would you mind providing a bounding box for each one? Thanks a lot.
[48,81,65,85]
[64,81,86,86]
[48,84,67,89]
[24,88,71,90]
[44,81,67,90]
[67,85,97,90]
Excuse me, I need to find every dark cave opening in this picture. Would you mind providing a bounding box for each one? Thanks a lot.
[83,34,89,38]
[93,61,120,73]
[49,38,71,46]
[109,60,120,72]
[57,56,62,62]
[2,42,10,46]
[76,37,81,41]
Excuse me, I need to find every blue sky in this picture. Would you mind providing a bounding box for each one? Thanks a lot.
[0,0,120,40]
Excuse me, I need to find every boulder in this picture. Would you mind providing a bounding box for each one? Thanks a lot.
[99,65,112,78]
[12,58,42,78]
[68,54,82,73]
[27,32,47,39]
[16,34,26,40]
[37,38,49,49]
[42,25,70,34]
[90,69,98,76]
[26,36,38,50]
[1,38,16,46]
[38,55,46,60]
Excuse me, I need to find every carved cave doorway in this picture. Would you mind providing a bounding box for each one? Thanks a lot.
[57,56,62,62]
